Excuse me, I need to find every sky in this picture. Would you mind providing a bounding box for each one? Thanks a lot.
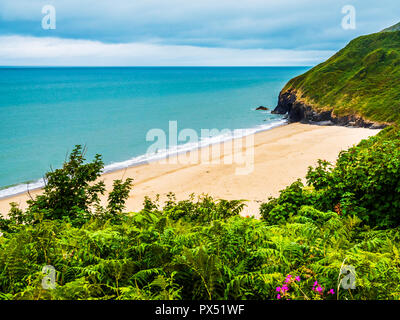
[0,0,399,66]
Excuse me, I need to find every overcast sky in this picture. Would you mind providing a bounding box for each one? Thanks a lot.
[0,0,398,66]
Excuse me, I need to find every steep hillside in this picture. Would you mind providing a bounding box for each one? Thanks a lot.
[382,22,400,32]
[273,26,400,127]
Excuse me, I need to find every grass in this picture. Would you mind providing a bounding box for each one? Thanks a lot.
[283,29,400,124]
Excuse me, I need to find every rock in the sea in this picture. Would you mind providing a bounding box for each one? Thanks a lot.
[256,106,269,111]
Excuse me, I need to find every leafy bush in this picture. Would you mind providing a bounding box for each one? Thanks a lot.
[306,126,400,228]
[1,197,400,300]
[27,145,106,221]
[259,180,311,224]
[1,130,400,300]
[0,145,133,230]
[161,192,246,223]
[262,126,400,228]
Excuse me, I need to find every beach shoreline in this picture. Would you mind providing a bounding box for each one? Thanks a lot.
[0,123,380,217]
[0,119,288,200]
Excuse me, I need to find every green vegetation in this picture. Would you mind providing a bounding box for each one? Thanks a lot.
[381,22,400,32]
[261,126,400,228]
[283,27,400,123]
[1,127,400,300]
[1,22,399,301]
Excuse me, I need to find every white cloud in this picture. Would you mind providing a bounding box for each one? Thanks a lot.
[0,0,398,56]
[0,35,335,66]
[3,0,398,50]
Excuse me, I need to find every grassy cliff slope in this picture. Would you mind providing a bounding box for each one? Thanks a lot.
[382,22,400,32]
[274,26,400,124]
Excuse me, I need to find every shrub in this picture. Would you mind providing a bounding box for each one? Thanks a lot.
[161,193,245,223]
[306,126,400,228]
[1,130,400,301]
[261,126,400,228]
[3,145,134,227]
[260,180,310,224]
[26,145,106,222]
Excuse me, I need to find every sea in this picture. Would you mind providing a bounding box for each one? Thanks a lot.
[0,66,309,198]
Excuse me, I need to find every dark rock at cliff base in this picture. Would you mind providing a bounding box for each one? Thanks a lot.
[272,90,387,129]
[256,106,269,111]
[271,91,297,115]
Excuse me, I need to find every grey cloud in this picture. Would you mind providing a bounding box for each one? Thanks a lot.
[0,0,398,61]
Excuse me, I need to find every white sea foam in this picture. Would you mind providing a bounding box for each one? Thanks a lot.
[0,178,46,199]
[0,119,287,200]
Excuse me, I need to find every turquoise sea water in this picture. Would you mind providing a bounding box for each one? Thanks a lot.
[0,67,308,197]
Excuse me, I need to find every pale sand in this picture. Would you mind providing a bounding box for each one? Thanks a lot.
[0,123,379,218]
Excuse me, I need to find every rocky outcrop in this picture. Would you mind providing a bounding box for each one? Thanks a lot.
[272,90,388,129]
[256,106,269,111]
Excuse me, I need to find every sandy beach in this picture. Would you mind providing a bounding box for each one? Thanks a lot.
[0,123,379,217]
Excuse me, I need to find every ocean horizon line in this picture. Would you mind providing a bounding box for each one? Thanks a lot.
[0,66,313,69]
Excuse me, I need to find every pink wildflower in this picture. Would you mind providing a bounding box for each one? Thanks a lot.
[295,276,301,282]
[276,286,281,292]
[328,289,335,295]
[277,294,281,299]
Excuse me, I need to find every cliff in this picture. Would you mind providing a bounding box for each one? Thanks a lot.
[273,23,400,128]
